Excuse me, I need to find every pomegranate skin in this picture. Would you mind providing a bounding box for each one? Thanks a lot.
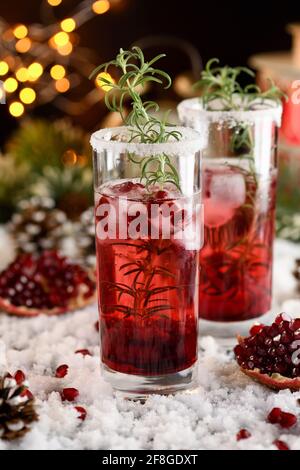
[240,367,300,391]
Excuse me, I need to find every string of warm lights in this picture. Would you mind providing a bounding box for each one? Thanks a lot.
[0,0,122,118]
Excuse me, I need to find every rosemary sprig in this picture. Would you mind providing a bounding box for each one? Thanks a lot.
[194,58,285,187]
[90,47,181,189]
[194,58,285,111]
[101,240,177,319]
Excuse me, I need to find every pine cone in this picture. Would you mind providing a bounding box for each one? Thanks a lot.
[75,207,96,268]
[7,196,71,255]
[294,259,300,292]
[0,371,38,440]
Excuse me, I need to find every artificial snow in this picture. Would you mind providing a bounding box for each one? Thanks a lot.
[0,238,299,450]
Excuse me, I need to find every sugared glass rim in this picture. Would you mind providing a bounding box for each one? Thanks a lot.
[90,126,206,156]
[177,97,283,126]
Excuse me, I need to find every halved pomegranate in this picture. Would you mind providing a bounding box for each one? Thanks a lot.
[0,251,96,317]
[234,313,300,391]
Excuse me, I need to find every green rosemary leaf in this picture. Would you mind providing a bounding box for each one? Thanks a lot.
[90,47,182,190]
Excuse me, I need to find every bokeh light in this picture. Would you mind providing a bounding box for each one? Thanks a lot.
[53,32,69,47]
[47,0,62,5]
[9,101,24,117]
[19,87,36,104]
[4,77,18,93]
[57,43,73,56]
[0,61,9,76]
[15,38,32,53]
[95,72,115,91]
[13,24,28,39]
[62,149,77,166]
[61,18,76,33]
[50,65,66,80]
[55,77,70,92]
[28,62,43,81]
[16,67,29,82]
[92,0,110,15]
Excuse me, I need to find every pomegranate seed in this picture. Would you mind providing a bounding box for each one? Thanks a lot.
[55,364,69,378]
[155,190,168,200]
[275,313,291,325]
[14,370,26,384]
[74,406,87,421]
[25,389,33,400]
[280,411,297,429]
[236,429,251,441]
[94,321,99,332]
[273,440,290,450]
[75,349,92,356]
[249,324,265,336]
[268,407,282,424]
[61,388,79,402]
[267,408,297,428]
[291,319,300,332]
[20,388,33,399]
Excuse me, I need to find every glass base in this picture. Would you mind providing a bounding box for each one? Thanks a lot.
[199,309,275,338]
[101,363,199,400]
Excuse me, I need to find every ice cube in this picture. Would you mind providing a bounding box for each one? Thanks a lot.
[209,171,246,209]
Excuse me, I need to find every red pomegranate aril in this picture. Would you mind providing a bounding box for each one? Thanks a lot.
[55,364,69,378]
[155,190,168,200]
[280,411,297,429]
[250,324,265,336]
[94,321,99,332]
[291,319,300,332]
[26,389,33,400]
[75,349,92,356]
[267,407,297,428]
[74,406,87,421]
[276,344,286,356]
[267,407,282,424]
[236,429,251,441]
[275,313,292,325]
[61,388,79,402]
[20,388,33,399]
[281,331,294,344]
[14,370,26,384]
[274,440,290,451]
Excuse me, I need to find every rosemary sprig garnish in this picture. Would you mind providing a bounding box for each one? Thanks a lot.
[101,240,177,319]
[90,47,181,189]
[194,58,285,111]
[194,58,285,188]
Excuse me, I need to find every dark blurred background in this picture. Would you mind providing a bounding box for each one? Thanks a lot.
[0,0,299,143]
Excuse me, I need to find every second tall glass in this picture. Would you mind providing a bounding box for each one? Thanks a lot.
[178,98,282,336]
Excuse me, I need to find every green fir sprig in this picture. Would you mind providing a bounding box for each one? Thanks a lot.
[90,47,181,189]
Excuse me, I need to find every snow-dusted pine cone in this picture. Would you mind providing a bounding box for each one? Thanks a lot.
[7,196,71,255]
[0,371,38,440]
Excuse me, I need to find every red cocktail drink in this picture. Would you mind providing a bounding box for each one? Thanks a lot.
[95,180,200,376]
[200,164,277,321]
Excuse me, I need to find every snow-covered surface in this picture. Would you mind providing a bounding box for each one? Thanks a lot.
[0,239,299,450]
